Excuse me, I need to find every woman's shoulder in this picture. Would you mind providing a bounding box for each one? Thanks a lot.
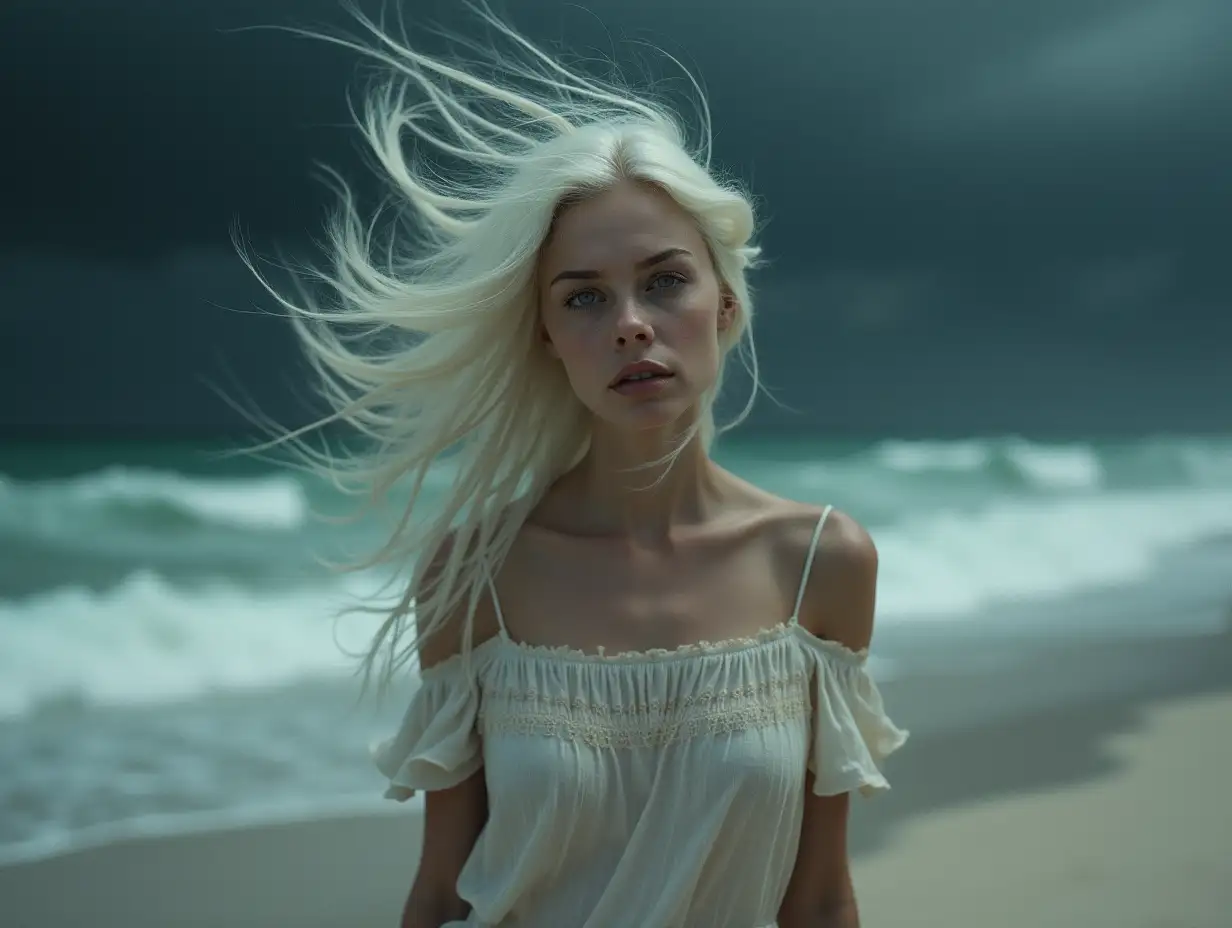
[415,528,505,670]
[753,495,878,651]
[767,501,875,567]
[728,470,872,563]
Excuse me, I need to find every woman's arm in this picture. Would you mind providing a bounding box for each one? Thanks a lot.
[401,771,488,927]
[399,534,499,927]
[777,787,860,928]
[777,509,880,928]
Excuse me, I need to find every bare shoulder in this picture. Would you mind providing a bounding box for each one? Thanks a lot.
[415,529,503,670]
[769,502,879,653]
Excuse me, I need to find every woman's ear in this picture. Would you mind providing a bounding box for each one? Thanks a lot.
[539,321,560,358]
[717,289,738,332]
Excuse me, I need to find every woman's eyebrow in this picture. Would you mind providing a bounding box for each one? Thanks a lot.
[548,248,693,286]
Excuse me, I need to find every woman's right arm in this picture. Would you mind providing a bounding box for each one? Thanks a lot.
[401,770,488,927]
[399,534,498,927]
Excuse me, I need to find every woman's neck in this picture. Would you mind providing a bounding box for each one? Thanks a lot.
[556,423,724,543]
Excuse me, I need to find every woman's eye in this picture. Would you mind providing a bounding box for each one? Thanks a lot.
[650,272,685,291]
[565,289,602,309]
[564,274,684,308]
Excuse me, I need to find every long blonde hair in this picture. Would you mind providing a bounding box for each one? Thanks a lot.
[238,3,764,695]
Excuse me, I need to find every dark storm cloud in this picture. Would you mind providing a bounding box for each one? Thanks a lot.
[0,245,313,434]
[2,0,1230,437]
[898,0,1232,139]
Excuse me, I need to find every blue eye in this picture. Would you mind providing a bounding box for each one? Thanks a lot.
[563,273,685,309]
[564,289,602,309]
[650,272,686,291]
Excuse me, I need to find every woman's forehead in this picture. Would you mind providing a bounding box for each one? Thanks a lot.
[540,184,703,273]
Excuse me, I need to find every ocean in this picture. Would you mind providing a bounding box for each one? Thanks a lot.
[2,434,1231,864]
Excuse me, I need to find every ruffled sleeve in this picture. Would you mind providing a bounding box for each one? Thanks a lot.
[370,661,483,801]
[801,635,908,798]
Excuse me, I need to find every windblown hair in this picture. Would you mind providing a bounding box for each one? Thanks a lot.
[240,3,763,696]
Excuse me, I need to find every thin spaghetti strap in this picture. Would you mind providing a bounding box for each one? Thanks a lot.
[789,504,833,624]
[484,564,511,640]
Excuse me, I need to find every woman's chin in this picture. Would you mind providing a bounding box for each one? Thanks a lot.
[593,396,698,434]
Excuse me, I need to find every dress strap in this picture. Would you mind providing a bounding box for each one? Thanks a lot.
[789,504,833,624]
[483,564,511,640]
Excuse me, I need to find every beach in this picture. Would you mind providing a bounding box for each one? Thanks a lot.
[858,690,1232,927]
[3,618,1229,928]
[5,435,1232,926]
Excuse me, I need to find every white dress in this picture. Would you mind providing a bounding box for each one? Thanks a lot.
[373,507,907,928]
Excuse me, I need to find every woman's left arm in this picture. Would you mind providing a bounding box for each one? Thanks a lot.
[777,509,880,928]
[779,788,860,927]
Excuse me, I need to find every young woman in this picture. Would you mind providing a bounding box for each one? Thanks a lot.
[251,7,906,926]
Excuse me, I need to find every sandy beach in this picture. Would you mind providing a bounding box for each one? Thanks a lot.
[3,623,1229,928]
[858,690,1232,927]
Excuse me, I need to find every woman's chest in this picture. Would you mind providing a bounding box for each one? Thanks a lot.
[496,529,793,656]
[482,719,810,805]
[476,652,813,811]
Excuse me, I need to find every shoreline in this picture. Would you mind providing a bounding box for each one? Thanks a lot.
[2,625,1229,927]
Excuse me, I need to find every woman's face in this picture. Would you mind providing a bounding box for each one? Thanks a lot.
[536,180,735,432]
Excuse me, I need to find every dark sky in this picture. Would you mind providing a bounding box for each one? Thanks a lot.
[3,0,1230,440]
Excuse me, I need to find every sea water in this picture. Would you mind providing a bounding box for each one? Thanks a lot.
[2,434,1231,862]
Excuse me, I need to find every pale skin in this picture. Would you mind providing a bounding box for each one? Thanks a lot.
[403,180,879,928]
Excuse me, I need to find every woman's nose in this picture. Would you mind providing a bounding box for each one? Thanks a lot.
[613,301,654,347]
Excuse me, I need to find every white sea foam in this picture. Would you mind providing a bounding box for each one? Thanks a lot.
[875,487,1232,619]
[0,466,309,537]
[0,570,390,720]
[873,436,1104,490]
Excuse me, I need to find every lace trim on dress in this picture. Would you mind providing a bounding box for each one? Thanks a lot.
[480,671,811,748]
[417,620,870,681]
[492,622,869,665]
[497,622,795,663]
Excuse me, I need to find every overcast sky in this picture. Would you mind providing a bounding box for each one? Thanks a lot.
[2,0,1229,439]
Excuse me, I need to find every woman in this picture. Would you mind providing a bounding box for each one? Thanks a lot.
[251,6,906,926]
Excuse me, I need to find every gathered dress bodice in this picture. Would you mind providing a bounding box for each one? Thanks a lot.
[373,507,907,927]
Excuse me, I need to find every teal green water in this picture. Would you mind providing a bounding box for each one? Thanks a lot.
[2,434,1232,861]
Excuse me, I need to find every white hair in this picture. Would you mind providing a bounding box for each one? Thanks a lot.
[237,3,764,696]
